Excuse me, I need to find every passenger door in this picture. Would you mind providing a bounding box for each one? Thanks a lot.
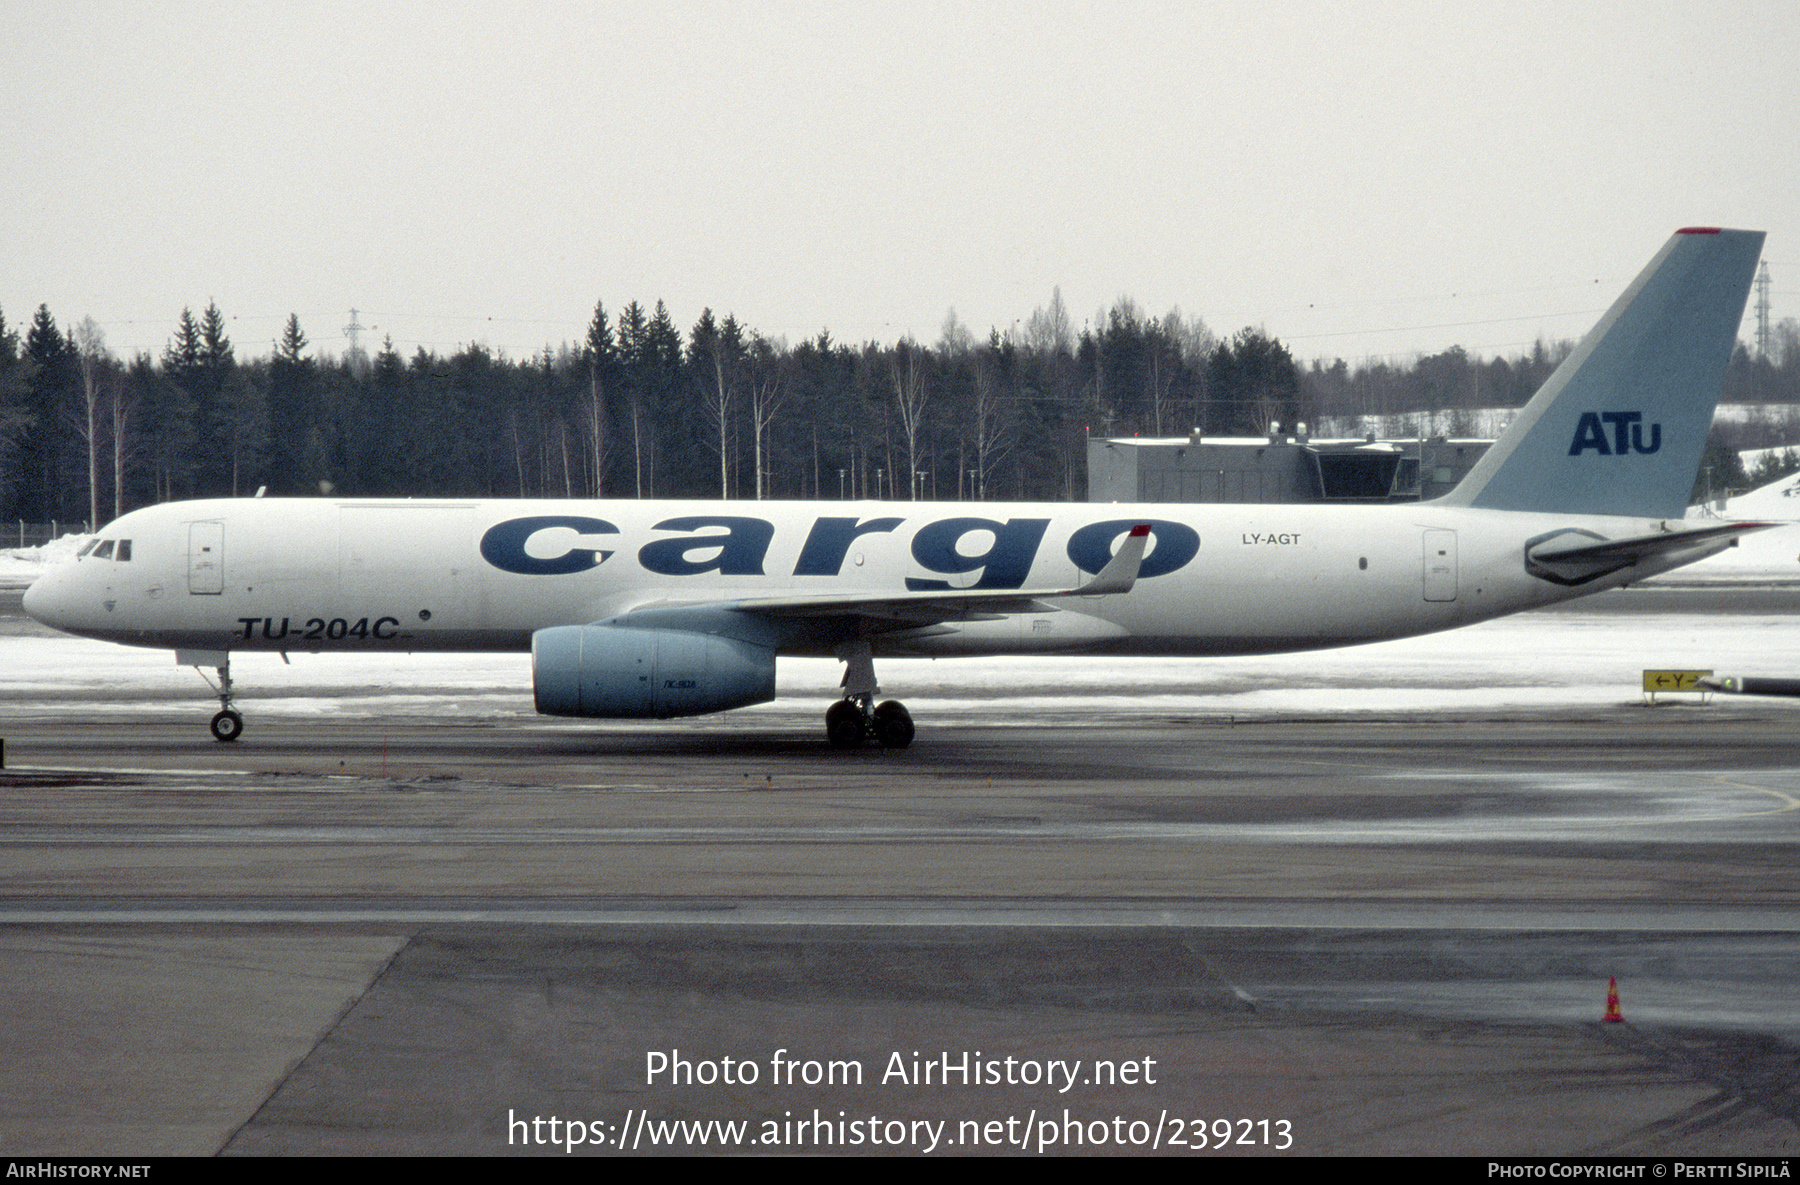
[187,521,224,595]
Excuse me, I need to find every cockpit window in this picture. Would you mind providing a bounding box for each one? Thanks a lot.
[77,539,99,557]
[116,540,132,561]
[94,540,115,560]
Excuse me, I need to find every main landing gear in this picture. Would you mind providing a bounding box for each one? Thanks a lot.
[827,641,914,750]
[826,697,914,749]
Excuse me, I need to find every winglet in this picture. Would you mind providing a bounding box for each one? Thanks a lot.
[1073,523,1151,595]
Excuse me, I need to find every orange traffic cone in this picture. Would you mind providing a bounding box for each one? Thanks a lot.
[1602,976,1624,1022]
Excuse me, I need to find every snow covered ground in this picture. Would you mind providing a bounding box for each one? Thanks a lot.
[1676,469,1800,585]
[0,531,85,591]
[5,484,1798,727]
[7,607,1796,728]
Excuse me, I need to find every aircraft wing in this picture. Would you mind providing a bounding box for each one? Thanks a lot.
[726,523,1152,626]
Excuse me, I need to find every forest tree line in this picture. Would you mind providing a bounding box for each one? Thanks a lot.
[5,294,1800,529]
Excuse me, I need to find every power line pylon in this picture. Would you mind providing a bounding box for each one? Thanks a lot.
[1754,261,1771,359]
[342,308,369,376]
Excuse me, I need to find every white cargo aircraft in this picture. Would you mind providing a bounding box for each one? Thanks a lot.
[24,228,1769,747]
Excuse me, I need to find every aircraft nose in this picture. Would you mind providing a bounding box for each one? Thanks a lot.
[22,572,49,623]
[22,565,70,629]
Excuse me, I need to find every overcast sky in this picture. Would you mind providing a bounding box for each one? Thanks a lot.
[6,0,1797,368]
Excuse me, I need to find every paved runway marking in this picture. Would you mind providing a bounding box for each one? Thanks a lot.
[1700,774,1800,820]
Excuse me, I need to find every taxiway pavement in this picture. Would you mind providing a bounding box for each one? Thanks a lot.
[5,578,1800,1156]
[3,704,1798,1156]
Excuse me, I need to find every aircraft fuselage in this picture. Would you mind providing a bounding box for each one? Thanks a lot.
[23,496,1711,660]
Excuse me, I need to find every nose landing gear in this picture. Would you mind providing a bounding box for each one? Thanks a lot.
[181,649,244,742]
[210,705,244,743]
[208,656,243,742]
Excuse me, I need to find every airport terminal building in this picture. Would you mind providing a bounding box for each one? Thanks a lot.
[1087,429,1493,504]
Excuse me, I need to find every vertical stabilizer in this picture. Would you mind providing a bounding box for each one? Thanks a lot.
[1440,228,1763,518]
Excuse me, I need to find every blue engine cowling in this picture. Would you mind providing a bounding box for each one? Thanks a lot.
[531,624,777,718]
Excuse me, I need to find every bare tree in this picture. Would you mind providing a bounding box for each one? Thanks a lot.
[746,334,786,499]
[111,364,136,522]
[1168,308,1214,434]
[890,339,929,500]
[697,312,745,498]
[938,307,974,355]
[630,396,645,497]
[1146,322,1175,437]
[586,378,607,497]
[1023,287,1074,355]
[73,317,110,528]
[584,302,614,497]
[969,348,1014,499]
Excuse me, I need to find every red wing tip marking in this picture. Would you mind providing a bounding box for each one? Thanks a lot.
[1677,226,1722,234]
[1128,523,1152,537]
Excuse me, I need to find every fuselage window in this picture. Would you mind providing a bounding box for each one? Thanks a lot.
[94,540,115,560]
[116,540,132,561]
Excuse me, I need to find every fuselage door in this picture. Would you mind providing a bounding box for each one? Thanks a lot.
[1422,528,1457,602]
[188,521,225,595]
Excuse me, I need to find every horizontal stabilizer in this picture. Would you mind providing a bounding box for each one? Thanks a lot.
[1526,520,1777,585]
[1529,520,1778,564]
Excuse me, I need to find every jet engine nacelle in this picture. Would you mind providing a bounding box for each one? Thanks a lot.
[532,624,777,718]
